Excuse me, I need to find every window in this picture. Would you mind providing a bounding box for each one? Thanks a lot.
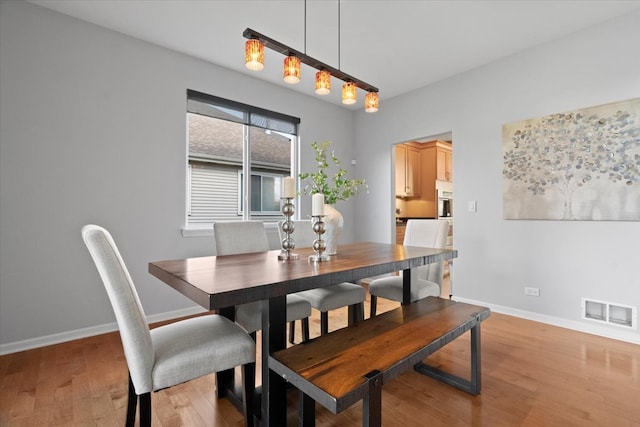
[238,171,282,215]
[186,90,300,227]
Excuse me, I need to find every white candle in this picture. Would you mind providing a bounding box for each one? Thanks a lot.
[312,193,324,216]
[283,176,295,198]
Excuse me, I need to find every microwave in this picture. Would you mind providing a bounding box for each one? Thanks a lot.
[438,190,452,218]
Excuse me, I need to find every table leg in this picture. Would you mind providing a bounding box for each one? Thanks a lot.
[262,295,287,426]
[402,268,411,305]
[217,306,236,400]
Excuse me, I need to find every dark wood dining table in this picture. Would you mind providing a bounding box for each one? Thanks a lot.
[149,242,457,426]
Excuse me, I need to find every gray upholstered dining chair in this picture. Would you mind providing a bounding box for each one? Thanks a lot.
[81,224,255,427]
[368,219,450,317]
[279,220,365,335]
[213,221,312,343]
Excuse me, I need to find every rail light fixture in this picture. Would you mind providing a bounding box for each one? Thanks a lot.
[242,1,379,112]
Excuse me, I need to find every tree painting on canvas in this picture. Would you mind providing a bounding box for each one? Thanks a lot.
[503,98,640,221]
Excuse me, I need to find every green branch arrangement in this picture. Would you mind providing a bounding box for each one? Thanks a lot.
[299,141,368,205]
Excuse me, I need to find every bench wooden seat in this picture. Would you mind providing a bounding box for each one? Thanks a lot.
[269,296,491,426]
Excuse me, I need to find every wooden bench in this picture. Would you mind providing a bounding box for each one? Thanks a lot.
[269,296,491,426]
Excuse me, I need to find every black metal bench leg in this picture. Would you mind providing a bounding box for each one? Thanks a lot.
[414,321,483,395]
[363,370,382,427]
[299,390,316,427]
[469,321,481,394]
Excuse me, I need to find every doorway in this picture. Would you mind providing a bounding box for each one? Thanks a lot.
[392,132,453,247]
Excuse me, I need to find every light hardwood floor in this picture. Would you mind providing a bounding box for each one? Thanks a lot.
[1,281,639,426]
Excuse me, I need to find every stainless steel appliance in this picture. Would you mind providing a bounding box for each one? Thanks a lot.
[438,189,453,218]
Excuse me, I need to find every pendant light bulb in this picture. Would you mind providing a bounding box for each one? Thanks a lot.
[342,82,357,105]
[365,91,379,113]
[315,70,331,95]
[245,39,264,71]
[283,55,301,84]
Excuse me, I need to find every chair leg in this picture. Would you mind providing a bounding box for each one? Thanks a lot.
[302,317,310,342]
[241,362,256,427]
[289,321,296,344]
[320,311,329,335]
[126,373,137,427]
[370,295,378,318]
[139,392,151,427]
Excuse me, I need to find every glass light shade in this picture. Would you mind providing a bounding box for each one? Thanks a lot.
[365,92,379,112]
[315,70,331,95]
[342,82,357,105]
[245,39,264,71]
[283,56,301,84]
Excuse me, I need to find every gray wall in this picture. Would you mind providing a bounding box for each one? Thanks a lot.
[0,0,357,352]
[353,10,640,343]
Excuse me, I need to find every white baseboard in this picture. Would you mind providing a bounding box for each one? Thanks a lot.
[3,299,638,355]
[0,306,207,356]
[454,297,640,345]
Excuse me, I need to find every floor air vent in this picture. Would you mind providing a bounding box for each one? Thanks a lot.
[582,298,636,329]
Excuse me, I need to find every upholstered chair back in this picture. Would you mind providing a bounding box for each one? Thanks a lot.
[404,219,450,285]
[214,221,269,255]
[81,225,154,394]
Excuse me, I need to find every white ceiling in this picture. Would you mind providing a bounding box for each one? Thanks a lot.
[29,0,640,110]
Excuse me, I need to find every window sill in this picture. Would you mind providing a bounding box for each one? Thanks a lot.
[182,226,213,237]
[182,221,280,238]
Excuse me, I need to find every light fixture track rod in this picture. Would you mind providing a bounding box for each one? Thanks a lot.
[243,27,378,93]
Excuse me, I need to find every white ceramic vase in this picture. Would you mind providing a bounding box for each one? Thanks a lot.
[323,204,343,256]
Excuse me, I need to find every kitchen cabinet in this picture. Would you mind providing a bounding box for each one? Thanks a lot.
[395,144,421,197]
[436,147,453,181]
[420,140,453,217]
[421,140,452,183]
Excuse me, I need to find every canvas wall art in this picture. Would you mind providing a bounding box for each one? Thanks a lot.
[503,98,640,221]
